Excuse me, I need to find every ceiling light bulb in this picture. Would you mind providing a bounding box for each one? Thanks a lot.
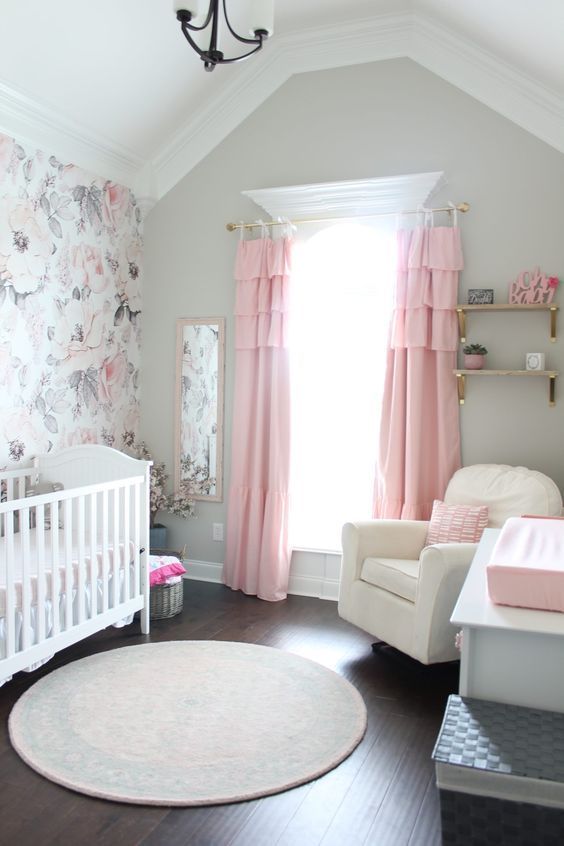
[173,0,199,16]
[249,0,274,37]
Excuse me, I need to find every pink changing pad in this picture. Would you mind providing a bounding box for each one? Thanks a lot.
[487,517,564,612]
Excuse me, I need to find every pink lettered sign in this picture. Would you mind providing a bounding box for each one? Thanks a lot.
[508,267,559,304]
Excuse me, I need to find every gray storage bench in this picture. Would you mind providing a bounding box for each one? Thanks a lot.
[432,695,564,845]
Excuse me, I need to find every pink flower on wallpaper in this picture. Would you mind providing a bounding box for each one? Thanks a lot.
[71,243,107,293]
[99,351,127,404]
[51,299,105,373]
[66,427,98,447]
[102,182,130,229]
[0,199,53,294]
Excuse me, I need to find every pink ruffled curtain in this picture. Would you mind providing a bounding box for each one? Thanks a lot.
[374,224,463,520]
[223,237,292,601]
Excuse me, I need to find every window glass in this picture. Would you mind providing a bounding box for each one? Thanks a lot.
[289,222,396,551]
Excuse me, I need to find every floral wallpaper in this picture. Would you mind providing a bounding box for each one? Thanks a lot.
[0,131,142,467]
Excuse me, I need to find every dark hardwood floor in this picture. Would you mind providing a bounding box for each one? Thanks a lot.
[0,581,458,845]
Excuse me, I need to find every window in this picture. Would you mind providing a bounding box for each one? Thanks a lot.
[289,221,396,551]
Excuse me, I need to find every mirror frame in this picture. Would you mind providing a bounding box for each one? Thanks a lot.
[174,317,225,502]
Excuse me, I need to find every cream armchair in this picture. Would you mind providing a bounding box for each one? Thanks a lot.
[338,465,562,664]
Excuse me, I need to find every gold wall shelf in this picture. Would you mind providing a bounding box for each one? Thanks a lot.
[454,370,559,406]
[456,304,558,343]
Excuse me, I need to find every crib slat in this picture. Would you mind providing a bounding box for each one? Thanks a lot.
[64,499,73,631]
[36,504,46,642]
[50,501,60,637]
[89,493,98,621]
[123,483,130,602]
[21,508,31,651]
[4,513,15,658]
[102,489,109,613]
[113,487,120,609]
[134,482,140,598]
[77,495,85,624]
[0,464,149,684]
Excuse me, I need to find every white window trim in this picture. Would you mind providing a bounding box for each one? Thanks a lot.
[242,171,446,220]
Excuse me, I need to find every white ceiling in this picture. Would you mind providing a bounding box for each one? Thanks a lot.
[0,0,562,207]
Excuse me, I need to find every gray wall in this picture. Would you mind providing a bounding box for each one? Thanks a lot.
[142,58,564,563]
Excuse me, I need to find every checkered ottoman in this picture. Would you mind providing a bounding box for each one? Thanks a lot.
[432,695,564,845]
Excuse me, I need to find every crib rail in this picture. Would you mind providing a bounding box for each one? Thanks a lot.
[0,466,37,503]
[0,474,147,681]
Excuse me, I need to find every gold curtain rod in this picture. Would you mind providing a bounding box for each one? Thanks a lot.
[226,202,470,231]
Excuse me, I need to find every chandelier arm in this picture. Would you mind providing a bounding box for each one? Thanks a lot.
[179,25,210,60]
[212,41,264,63]
[221,0,265,46]
[176,2,215,33]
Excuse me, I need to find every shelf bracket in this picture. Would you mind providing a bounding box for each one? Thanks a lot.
[550,306,557,342]
[456,373,465,405]
[550,375,556,406]
[456,308,466,343]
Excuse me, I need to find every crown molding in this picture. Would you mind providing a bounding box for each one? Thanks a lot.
[152,10,563,200]
[0,78,144,190]
[411,13,564,156]
[0,10,561,206]
[151,13,410,199]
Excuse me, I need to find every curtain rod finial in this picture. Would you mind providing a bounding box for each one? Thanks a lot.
[458,202,470,213]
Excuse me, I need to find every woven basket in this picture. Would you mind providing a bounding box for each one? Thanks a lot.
[150,580,183,620]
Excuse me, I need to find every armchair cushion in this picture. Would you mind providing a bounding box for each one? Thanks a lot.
[360,557,419,602]
[426,500,488,545]
[444,465,562,528]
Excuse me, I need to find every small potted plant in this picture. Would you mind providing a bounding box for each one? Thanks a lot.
[463,343,488,370]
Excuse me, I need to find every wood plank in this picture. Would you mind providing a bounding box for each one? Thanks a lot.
[454,369,558,376]
[456,304,558,312]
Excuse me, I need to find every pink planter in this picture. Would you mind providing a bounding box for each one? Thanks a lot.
[464,354,486,370]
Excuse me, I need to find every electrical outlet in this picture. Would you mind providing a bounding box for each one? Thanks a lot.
[212,522,224,542]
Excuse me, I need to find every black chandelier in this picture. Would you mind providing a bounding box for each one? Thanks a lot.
[173,1,274,72]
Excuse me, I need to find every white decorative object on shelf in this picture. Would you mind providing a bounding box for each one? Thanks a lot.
[526,353,546,371]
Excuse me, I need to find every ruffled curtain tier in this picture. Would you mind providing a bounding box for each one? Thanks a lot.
[375,226,462,521]
[224,237,293,602]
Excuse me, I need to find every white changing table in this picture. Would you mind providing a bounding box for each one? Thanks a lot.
[451,528,564,713]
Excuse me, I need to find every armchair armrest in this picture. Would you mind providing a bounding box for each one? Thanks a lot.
[414,542,478,662]
[339,519,429,603]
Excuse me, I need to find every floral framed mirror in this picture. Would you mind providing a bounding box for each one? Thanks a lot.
[175,317,225,502]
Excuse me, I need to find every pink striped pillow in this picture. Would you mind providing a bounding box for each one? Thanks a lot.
[426,500,488,545]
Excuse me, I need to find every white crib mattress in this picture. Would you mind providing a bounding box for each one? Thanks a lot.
[0,528,135,615]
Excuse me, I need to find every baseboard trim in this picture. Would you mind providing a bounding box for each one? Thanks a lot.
[184,559,223,584]
[288,574,339,602]
[183,559,338,601]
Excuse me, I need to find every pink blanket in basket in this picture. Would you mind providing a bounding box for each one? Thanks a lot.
[149,555,186,586]
[487,516,564,612]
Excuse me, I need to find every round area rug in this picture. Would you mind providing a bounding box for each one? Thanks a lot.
[9,641,367,806]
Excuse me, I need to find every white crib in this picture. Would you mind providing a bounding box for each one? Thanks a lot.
[0,444,151,685]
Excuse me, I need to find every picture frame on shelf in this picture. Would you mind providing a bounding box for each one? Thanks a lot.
[467,288,494,305]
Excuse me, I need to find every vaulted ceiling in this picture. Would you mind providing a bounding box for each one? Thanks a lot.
[1,0,562,209]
